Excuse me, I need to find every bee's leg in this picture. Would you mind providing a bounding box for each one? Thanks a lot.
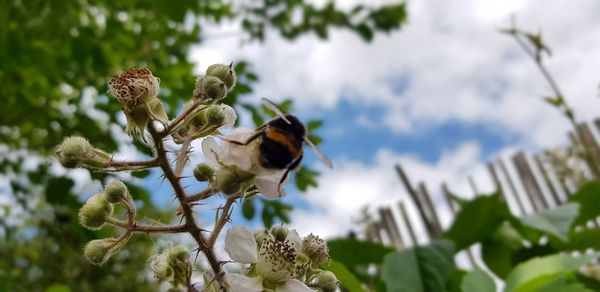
[221,130,264,145]
[277,155,303,197]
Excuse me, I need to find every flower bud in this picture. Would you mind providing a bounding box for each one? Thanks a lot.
[270,225,289,241]
[108,67,160,109]
[205,105,226,126]
[79,193,113,230]
[167,245,190,267]
[214,167,242,195]
[56,136,95,168]
[198,76,228,101]
[302,234,329,264]
[314,271,338,292]
[150,252,174,281]
[84,238,118,266]
[193,163,215,182]
[206,63,237,90]
[105,181,129,204]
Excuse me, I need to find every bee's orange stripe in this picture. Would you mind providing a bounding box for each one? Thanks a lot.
[266,129,301,158]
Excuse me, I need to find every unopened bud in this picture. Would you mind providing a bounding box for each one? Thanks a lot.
[105,181,129,203]
[270,225,289,241]
[56,136,95,168]
[167,246,190,267]
[79,193,113,230]
[302,234,329,264]
[199,76,228,101]
[205,105,226,126]
[84,238,118,266]
[150,252,173,281]
[315,271,338,292]
[214,168,242,195]
[206,63,237,90]
[193,163,215,182]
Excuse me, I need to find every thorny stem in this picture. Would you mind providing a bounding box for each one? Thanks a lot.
[510,30,600,178]
[147,122,227,290]
[175,137,193,177]
[158,99,206,137]
[106,217,188,233]
[209,196,237,247]
[185,187,218,202]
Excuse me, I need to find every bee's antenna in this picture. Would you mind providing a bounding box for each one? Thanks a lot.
[261,97,291,124]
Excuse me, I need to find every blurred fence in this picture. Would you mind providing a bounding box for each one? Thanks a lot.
[365,119,600,267]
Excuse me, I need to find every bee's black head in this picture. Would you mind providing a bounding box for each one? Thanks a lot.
[269,115,306,139]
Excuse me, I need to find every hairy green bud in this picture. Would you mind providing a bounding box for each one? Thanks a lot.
[199,76,228,101]
[78,193,113,230]
[105,181,130,204]
[167,245,190,267]
[84,238,117,266]
[314,271,338,292]
[205,105,226,126]
[193,163,215,182]
[206,63,237,90]
[254,230,271,248]
[270,225,289,241]
[214,168,242,195]
[56,136,95,168]
[302,234,329,264]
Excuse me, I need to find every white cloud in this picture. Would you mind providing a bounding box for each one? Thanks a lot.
[192,0,600,148]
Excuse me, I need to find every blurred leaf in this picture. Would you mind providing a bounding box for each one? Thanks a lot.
[326,260,365,292]
[241,198,255,220]
[444,192,511,250]
[295,166,319,192]
[481,222,524,279]
[461,269,495,292]
[328,238,394,270]
[46,284,71,292]
[568,180,600,225]
[504,252,600,292]
[520,203,579,242]
[381,240,455,292]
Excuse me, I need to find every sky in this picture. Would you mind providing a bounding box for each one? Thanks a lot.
[176,0,600,243]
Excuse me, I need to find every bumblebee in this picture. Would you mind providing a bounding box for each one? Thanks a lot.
[225,98,333,194]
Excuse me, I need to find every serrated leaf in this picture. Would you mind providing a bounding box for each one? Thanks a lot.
[381,240,455,292]
[461,269,496,292]
[504,252,600,292]
[520,203,579,242]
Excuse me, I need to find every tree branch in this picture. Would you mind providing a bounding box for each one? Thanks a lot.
[209,196,237,247]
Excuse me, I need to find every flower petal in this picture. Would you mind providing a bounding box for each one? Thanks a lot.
[218,104,237,129]
[225,273,263,292]
[276,279,315,292]
[286,229,302,253]
[201,137,220,166]
[255,178,283,199]
[224,226,258,264]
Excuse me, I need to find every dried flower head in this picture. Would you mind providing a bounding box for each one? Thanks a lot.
[302,233,329,264]
[108,67,160,109]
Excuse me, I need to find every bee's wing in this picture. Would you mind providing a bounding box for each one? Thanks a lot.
[262,97,291,124]
[303,136,333,169]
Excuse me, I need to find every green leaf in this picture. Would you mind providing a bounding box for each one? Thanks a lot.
[569,180,600,225]
[481,222,524,279]
[326,260,365,292]
[328,238,395,270]
[504,252,600,292]
[444,192,511,250]
[520,203,579,241]
[381,240,455,292]
[563,229,600,251]
[518,273,592,292]
[306,120,323,131]
[46,284,71,292]
[295,166,319,192]
[241,198,255,220]
[461,269,496,292]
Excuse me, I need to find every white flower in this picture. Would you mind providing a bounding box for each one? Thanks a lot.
[217,104,237,130]
[224,226,313,292]
[201,128,287,198]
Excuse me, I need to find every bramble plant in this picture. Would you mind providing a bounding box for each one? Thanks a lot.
[57,66,336,291]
